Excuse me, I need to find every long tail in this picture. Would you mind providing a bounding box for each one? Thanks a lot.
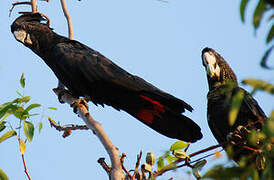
[120,94,203,143]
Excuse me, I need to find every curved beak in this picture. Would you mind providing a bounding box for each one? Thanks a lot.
[13,30,32,45]
[202,52,220,78]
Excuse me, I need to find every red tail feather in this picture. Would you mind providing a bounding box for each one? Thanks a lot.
[136,95,166,124]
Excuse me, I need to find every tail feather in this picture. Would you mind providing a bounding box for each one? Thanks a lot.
[122,94,202,142]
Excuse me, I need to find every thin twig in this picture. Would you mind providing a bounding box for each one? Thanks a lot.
[97,158,111,180]
[184,143,191,152]
[121,153,132,178]
[188,143,225,158]
[31,0,37,13]
[48,118,89,138]
[132,151,142,179]
[17,119,31,180]
[60,0,74,39]
[140,166,147,180]
[21,154,32,180]
[9,2,32,17]
[153,143,225,177]
[241,145,262,153]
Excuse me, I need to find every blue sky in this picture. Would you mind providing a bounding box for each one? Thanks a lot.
[0,0,273,179]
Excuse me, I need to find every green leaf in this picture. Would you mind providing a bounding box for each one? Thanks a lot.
[48,117,57,126]
[266,24,274,43]
[0,130,17,143]
[242,78,274,94]
[23,121,34,142]
[0,113,10,123]
[165,154,177,163]
[157,157,164,171]
[0,121,6,132]
[169,140,188,151]
[48,107,57,110]
[253,0,267,30]
[0,168,9,180]
[25,103,41,112]
[29,113,39,117]
[256,154,266,170]
[39,122,43,133]
[12,96,31,104]
[240,0,249,22]
[192,168,202,179]
[260,45,274,69]
[20,73,25,88]
[13,107,29,120]
[16,90,24,97]
[269,14,274,21]
[0,103,13,119]
[229,90,244,126]
[193,159,207,169]
[19,139,26,154]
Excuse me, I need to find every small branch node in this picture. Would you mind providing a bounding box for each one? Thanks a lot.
[98,158,112,179]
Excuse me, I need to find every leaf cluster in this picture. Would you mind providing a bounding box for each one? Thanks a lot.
[0,73,56,180]
[204,111,274,180]
[203,79,274,179]
[240,0,274,69]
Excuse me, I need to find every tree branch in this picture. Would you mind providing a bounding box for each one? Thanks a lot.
[53,88,123,179]
[21,154,31,180]
[132,151,142,179]
[60,0,74,39]
[31,0,37,13]
[18,120,31,180]
[48,118,89,138]
[97,158,111,179]
[153,143,225,177]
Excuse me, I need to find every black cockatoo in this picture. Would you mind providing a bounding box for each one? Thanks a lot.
[201,47,267,162]
[10,13,202,142]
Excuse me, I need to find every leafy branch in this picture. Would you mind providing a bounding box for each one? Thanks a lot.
[240,0,274,69]
[0,73,57,180]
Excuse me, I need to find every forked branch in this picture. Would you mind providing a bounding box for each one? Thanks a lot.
[53,88,123,179]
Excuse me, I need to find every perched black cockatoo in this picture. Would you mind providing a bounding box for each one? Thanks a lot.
[201,47,267,162]
[10,13,202,142]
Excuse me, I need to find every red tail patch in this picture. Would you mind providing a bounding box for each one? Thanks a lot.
[136,95,165,124]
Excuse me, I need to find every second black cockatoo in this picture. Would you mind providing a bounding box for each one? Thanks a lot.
[201,47,267,162]
[10,13,203,142]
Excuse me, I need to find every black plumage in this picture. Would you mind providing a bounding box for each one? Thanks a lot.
[10,13,202,142]
[201,47,267,162]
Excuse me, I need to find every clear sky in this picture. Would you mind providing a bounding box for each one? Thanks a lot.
[0,0,273,179]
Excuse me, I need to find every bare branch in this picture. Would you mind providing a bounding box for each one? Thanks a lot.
[21,154,32,180]
[53,88,123,179]
[9,2,32,17]
[98,158,111,180]
[17,120,31,180]
[60,0,74,39]
[153,143,225,177]
[132,151,142,179]
[120,153,132,178]
[31,0,37,13]
[48,118,89,138]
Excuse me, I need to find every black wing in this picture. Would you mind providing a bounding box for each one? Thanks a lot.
[47,40,202,142]
[236,87,267,129]
[207,86,267,144]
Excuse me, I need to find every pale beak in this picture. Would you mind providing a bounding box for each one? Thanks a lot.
[203,52,220,78]
[206,64,215,78]
[13,30,32,45]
